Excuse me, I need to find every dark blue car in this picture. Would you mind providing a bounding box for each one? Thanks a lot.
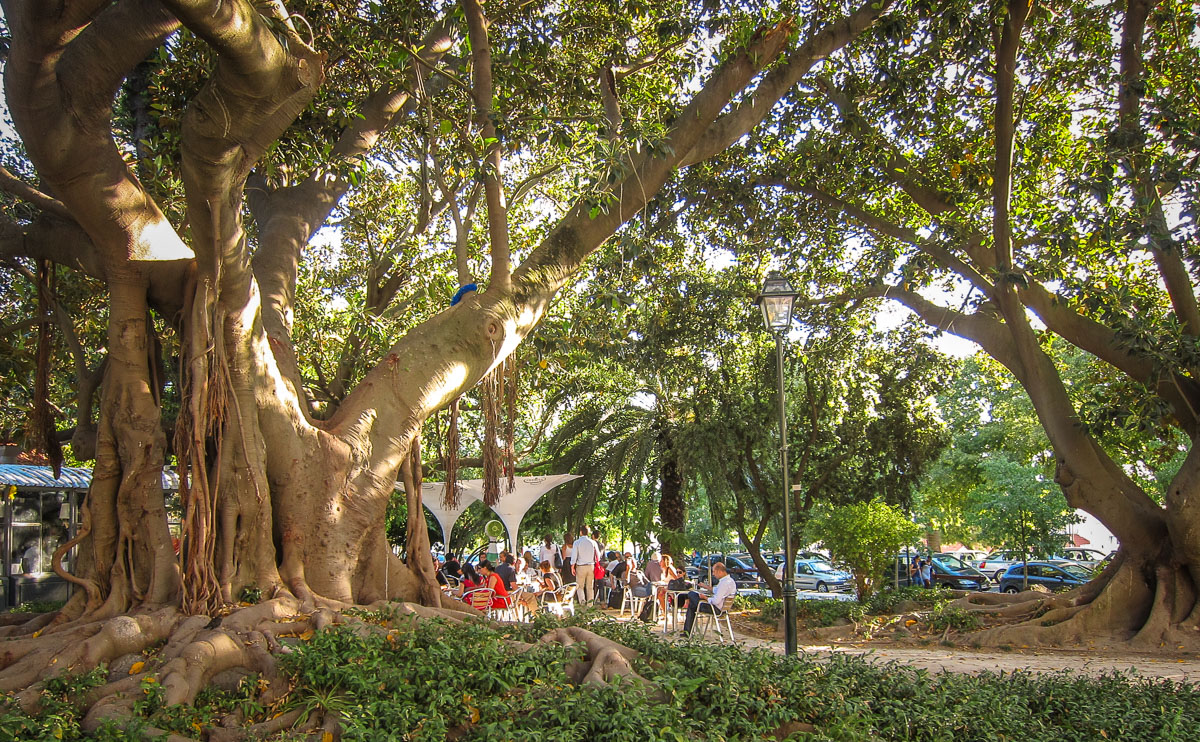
[999,561,1092,593]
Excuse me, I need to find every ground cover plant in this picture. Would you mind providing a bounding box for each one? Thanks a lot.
[744,586,961,630]
[5,610,1197,741]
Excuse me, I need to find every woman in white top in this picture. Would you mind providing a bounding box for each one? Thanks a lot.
[539,536,557,566]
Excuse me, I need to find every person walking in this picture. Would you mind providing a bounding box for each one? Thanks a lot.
[920,557,933,588]
[571,525,600,604]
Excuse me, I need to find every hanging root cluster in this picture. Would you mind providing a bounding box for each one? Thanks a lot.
[174,276,231,616]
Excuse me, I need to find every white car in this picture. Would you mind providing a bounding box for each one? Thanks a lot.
[777,558,854,593]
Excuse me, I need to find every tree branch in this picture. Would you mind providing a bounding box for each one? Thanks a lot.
[4,0,191,263]
[463,0,511,291]
[0,167,72,219]
[1115,0,1200,336]
[679,0,893,167]
[755,176,995,295]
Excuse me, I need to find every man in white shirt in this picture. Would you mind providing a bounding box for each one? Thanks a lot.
[681,562,736,636]
[571,525,599,604]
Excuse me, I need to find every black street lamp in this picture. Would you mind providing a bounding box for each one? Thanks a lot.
[756,271,799,656]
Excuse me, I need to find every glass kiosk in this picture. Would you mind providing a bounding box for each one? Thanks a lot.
[0,464,180,611]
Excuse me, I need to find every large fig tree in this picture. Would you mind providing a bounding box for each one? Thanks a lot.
[0,0,888,711]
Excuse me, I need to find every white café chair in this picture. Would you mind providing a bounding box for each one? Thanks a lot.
[697,594,735,642]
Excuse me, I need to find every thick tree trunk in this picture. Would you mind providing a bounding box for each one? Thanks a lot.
[656,423,686,555]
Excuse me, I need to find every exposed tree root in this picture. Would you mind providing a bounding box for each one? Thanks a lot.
[1,595,681,737]
[964,561,1200,649]
[537,625,664,699]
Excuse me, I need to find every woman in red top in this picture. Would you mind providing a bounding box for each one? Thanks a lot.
[477,560,510,611]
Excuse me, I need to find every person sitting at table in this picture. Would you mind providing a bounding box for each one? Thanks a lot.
[520,550,539,580]
[478,560,513,613]
[515,560,562,615]
[442,553,462,580]
[681,561,736,636]
[643,551,662,583]
[627,555,652,602]
[458,563,481,593]
[657,553,685,610]
[496,554,518,591]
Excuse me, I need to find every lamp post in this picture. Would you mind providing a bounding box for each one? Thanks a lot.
[756,271,799,656]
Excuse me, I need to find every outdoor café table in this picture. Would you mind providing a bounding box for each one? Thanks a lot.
[663,587,692,634]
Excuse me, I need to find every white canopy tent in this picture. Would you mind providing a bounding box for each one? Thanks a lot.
[410,474,581,552]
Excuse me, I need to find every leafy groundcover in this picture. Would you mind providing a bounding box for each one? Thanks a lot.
[3,607,1198,741]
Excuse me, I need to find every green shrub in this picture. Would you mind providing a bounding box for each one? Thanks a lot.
[927,602,982,633]
[9,600,66,614]
[5,615,1200,741]
[863,586,952,615]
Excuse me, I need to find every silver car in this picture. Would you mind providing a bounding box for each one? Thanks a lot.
[778,558,854,593]
[975,551,1027,583]
[1051,547,1106,570]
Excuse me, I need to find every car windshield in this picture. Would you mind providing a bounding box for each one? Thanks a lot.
[933,555,968,572]
[809,560,838,573]
[1059,564,1092,579]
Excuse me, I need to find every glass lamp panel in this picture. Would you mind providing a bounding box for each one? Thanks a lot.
[761,295,794,331]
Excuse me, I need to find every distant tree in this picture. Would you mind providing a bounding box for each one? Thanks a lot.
[808,498,922,599]
[969,457,1081,586]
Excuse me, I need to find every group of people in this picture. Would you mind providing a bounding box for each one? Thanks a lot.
[910,556,934,588]
[435,532,737,636]
[438,549,566,616]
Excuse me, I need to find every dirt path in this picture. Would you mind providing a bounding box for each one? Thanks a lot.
[601,605,1200,682]
[734,633,1200,682]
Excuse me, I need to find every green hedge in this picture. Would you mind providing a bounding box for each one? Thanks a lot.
[4,612,1197,741]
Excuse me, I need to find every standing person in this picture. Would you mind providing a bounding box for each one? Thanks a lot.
[920,557,934,588]
[910,557,923,587]
[592,527,607,560]
[561,532,574,584]
[539,535,558,567]
[571,525,600,604]
[681,562,736,636]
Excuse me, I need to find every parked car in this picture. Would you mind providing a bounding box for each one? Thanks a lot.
[775,558,854,593]
[1050,547,1107,570]
[688,554,763,587]
[929,554,990,591]
[886,553,990,591]
[998,561,1093,593]
[975,551,1028,583]
[951,549,988,564]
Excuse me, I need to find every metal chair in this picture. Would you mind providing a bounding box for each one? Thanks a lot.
[541,584,577,617]
[494,592,525,622]
[462,587,495,616]
[620,578,649,619]
[698,595,734,642]
[663,589,689,634]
